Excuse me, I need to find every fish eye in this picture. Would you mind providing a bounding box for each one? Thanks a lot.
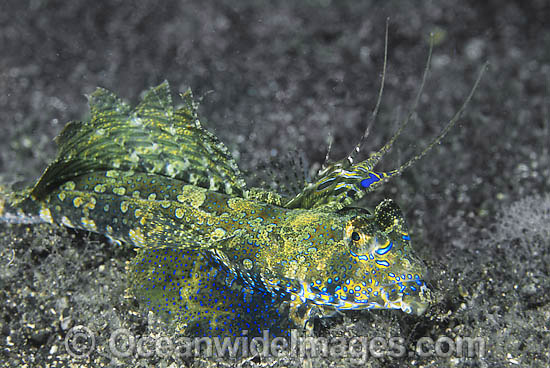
[351,231,360,241]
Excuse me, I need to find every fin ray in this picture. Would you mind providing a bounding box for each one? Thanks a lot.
[30,82,246,199]
[130,247,291,337]
[284,41,487,210]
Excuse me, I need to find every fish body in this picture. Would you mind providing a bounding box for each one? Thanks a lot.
[0,80,452,338]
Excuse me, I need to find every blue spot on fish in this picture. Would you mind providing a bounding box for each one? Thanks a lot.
[360,172,381,188]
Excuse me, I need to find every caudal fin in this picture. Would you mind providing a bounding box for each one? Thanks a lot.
[0,186,44,224]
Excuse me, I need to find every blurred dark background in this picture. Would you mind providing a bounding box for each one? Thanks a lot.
[1,1,549,366]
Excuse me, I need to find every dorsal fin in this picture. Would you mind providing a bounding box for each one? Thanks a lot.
[132,80,174,119]
[30,81,247,199]
[343,17,390,167]
[284,36,488,210]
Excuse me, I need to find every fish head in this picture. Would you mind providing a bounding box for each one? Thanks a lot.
[323,198,431,315]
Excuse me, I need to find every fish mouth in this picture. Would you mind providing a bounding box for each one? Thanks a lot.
[380,279,432,315]
[306,278,432,314]
[331,279,432,314]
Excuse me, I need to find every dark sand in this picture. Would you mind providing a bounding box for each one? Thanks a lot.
[1,1,549,366]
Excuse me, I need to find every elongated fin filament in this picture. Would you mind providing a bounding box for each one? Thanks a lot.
[385,60,489,178]
[367,33,435,168]
[346,17,390,166]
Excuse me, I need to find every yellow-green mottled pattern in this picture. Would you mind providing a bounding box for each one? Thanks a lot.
[2,82,432,338]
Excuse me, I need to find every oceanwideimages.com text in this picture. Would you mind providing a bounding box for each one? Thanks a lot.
[65,326,486,363]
